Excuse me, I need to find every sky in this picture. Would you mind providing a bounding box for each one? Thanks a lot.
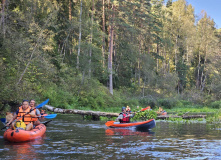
[184,0,221,29]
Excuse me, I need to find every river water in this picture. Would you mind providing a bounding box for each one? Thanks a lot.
[0,114,221,159]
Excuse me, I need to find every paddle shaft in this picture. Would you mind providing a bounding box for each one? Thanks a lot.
[42,120,52,126]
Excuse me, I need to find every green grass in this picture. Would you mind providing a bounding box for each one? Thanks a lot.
[166,106,218,113]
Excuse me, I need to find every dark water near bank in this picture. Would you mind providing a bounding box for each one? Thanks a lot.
[0,114,221,159]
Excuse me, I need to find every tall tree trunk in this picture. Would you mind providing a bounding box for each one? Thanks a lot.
[77,0,83,69]
[174,36,178,71]
[0,0,6,36]
[138,35,143,87]
[102,0,106,69]
[157,43,159,72]
[69,0,72,21]
[163,47,167,74]
[89,0,94,78]
[142,76,146,98]
[201,45,207,92]
[196,52,200,89]
[78,69,86,96]
[108,3,114,95]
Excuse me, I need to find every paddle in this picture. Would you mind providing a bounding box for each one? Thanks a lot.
[105,121,115,127]
[36,99,49,109]
[0,118,6,124]
[42,120,52,126]
[0,113,57,124]
[140,106,151,112]
[43,114,57,119]
[1,99,49,130]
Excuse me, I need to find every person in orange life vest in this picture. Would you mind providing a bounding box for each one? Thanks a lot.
[115,107,135,123]
[29,99,41,126]
[6,100,38,131]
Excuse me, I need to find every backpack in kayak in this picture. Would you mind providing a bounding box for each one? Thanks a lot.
[14,120,26,130]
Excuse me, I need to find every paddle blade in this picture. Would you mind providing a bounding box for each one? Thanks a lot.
[0,118,6,123]
[105,121,115,127]
[44,114,57,119]
[36,99,49,109]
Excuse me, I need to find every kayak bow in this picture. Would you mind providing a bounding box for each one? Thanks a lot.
[3,124,46,142]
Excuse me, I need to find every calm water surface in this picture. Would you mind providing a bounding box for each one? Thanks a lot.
[0,114,221,159]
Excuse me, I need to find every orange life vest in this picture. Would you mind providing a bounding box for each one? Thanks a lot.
[17,106,38,125]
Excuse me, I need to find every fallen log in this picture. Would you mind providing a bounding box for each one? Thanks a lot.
[44,105,207,119]
[156,115,182,119]
[182,115,206,119]
[44,105,119,118]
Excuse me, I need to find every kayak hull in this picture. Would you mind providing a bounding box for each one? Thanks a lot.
[109,119,156,130]
[3,124,46,142]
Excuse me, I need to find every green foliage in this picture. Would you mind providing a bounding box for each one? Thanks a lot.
[167,117,184,122]
[2,104,11,113]
[131,110,157,121]
[0,0,220,114]
[206,109,221,123]
[157,98,177,109]
[139,98,157,109]
[179,100,192,106]
[42,83,78,109]
[168,106,216,113]
[100,116,112,121]
[210,101,221,109]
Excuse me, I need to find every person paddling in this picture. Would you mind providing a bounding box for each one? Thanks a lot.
[6,100,38,131]
[115,107,135,123]
[29,99,41,126]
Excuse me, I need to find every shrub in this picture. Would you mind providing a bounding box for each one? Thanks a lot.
[139,98,157,109]
[210,101,221,109]
[42,84,78,109]
[157,98,177,109]
[132,110,157,121]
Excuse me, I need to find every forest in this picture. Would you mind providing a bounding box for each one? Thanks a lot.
[0,0,221,112]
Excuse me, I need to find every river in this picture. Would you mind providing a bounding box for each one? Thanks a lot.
[0,114,221,159]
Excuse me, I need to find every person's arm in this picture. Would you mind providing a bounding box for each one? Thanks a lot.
[6,112,17,126]
[115,114,123,121]
[29,108,41,117]
[36,109,41,117]
[129,112,136,118]
[29,109,36,117]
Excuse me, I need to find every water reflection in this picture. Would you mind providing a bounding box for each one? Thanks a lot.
[105,128,155,136]
[3,135,45,160]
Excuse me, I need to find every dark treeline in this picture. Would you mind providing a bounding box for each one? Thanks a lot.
[0,0,220,111]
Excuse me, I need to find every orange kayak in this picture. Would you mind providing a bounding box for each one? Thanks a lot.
[3,124,46,142]
[106,119,156,130]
